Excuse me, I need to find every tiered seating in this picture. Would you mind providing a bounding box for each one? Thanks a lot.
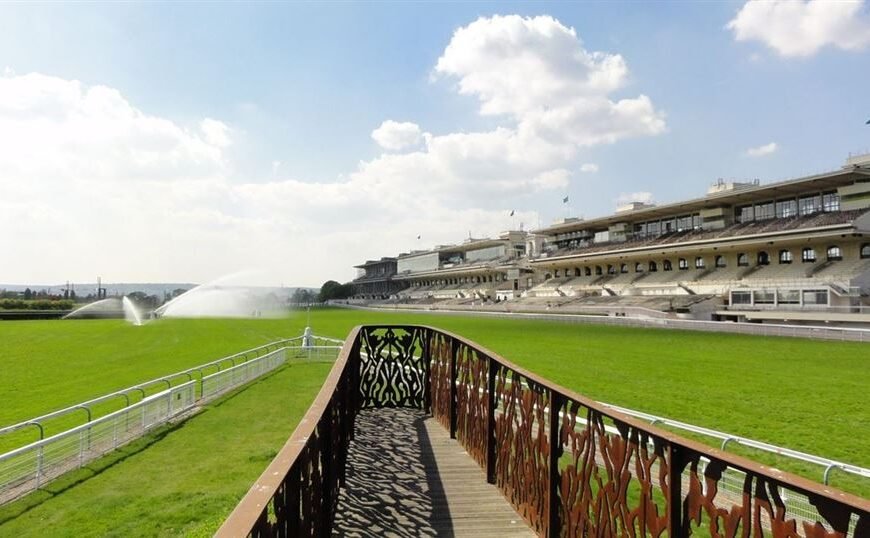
[814,259,870,282]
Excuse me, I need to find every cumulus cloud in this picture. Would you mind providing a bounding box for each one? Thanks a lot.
[745,142,778,157]
[580,163,599,173]
[727,0,870,57]
[371,120,423,150]
[616,191,654,206]
[1,16,664,285]
[434,15,666,147]
[0,73,228,182]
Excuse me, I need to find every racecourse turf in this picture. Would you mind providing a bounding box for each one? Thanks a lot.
[0,308,866,535]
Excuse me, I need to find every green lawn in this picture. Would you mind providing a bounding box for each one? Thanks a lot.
[0,308,867,535]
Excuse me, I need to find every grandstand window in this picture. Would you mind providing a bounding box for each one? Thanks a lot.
[802,289,828,305]
[678,258,688,270]
[620,263,628,274]
[663,259,673,271]
[826,246,843,261]
[736,205,754,223]
[777,289,800,304]
[647,221,660,236]
[753,290,775,304]
[662,218,676,233]
[595,266,603,276]
[801,247,816,263]
[775,199,797,218]
[695,257,705,269]
[799,195,822,215]
[737,253,749,266]
[574,268,581,277]
[862,244,870,259]
[755,202,775,220]
[676,215,692,231]
[693,214,702,229]
[635,262,644,272]
[730,290,752,305]
[554,269,560,278]
[778,250,793,264]
[634,223,646,237]
[757,251,770,265]
[715,255,726,268]
[607,265,616,275]
[585,267,592,276]
[649,261,658,272]
[822,192,840,212]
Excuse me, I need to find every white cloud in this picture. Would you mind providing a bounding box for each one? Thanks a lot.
[580,163,599,173]
[727,0,870,57]
[616,191,654,206]
[0,17,664,285]
[434,15,666,147]
[745,142,778,157]
[0,73,228,182]
[371,120,423,150]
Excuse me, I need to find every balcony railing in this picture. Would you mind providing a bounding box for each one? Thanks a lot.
[217,325,870,537]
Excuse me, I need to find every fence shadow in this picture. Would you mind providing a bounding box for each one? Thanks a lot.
[333,408,452,537]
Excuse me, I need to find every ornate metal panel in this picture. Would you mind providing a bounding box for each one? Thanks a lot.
[454,342,488,467]
[683,452,868,537]
[557,398,670,537]
[358,327,427,408]
[493,367,551,535]
[428,331,452,430]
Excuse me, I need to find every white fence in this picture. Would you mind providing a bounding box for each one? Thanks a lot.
[0,331,344,505]
[0,382,196,504]
[201,349,287,400]
[347,304,870,342]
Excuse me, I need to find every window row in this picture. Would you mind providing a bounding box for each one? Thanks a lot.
[734,192,839,223]
[553,243,868,277]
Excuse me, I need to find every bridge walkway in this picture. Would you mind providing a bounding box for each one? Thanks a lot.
[332,408,535,537]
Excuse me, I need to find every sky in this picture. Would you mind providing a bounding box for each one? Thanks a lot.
[1,1,869,287]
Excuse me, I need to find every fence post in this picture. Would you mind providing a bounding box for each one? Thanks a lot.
[319,405,333,538]
[486,356,497,484]
[667,444,685,536]
[449,337,458,439]
[35,446,43,489]
[422,329,432,414]
[547,390,562,538]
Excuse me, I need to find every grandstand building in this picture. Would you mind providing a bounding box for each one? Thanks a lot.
[352,154,870,327]
[351,258,403,300]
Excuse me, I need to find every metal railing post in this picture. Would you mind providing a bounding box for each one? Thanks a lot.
[667,444,685,536]
[449,337,458,439]
[547,391,562,538]
[486,356,497,484]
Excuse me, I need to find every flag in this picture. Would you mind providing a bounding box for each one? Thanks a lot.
[563,195,569,204]
[509,209,515,216]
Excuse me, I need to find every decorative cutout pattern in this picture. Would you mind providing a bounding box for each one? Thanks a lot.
[557,400,669,537]
[358,327,427,408]
[428,332,452,430]
[493,368,550,535]
[454,342,488,467]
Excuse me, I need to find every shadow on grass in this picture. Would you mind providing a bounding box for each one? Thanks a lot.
[0,361,321,526]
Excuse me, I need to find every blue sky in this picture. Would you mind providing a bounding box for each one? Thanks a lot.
[1,1,869,286]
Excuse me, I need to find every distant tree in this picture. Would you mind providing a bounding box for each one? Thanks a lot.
[127,291,160,310]
[318,281,353,302]
[23,288,32,300]
[291,288,316,304]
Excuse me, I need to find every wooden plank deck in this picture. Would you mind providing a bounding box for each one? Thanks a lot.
[333,408,535,537]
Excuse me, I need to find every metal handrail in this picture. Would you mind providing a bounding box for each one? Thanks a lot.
[0,337,302,440]
[218,325,870,538]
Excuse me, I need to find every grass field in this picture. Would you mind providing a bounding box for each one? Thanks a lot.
[0,308,867,535]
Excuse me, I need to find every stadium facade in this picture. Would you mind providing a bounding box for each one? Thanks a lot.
[352,153,870,327]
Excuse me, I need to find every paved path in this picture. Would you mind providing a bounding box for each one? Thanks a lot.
[333,408,535,538]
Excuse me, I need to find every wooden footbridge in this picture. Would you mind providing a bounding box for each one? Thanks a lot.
[217,326,869,537]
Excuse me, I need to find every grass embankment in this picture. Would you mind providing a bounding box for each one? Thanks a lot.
[0,309,867,535]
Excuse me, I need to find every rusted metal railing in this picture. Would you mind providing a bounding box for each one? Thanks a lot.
[218,325,870,537]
